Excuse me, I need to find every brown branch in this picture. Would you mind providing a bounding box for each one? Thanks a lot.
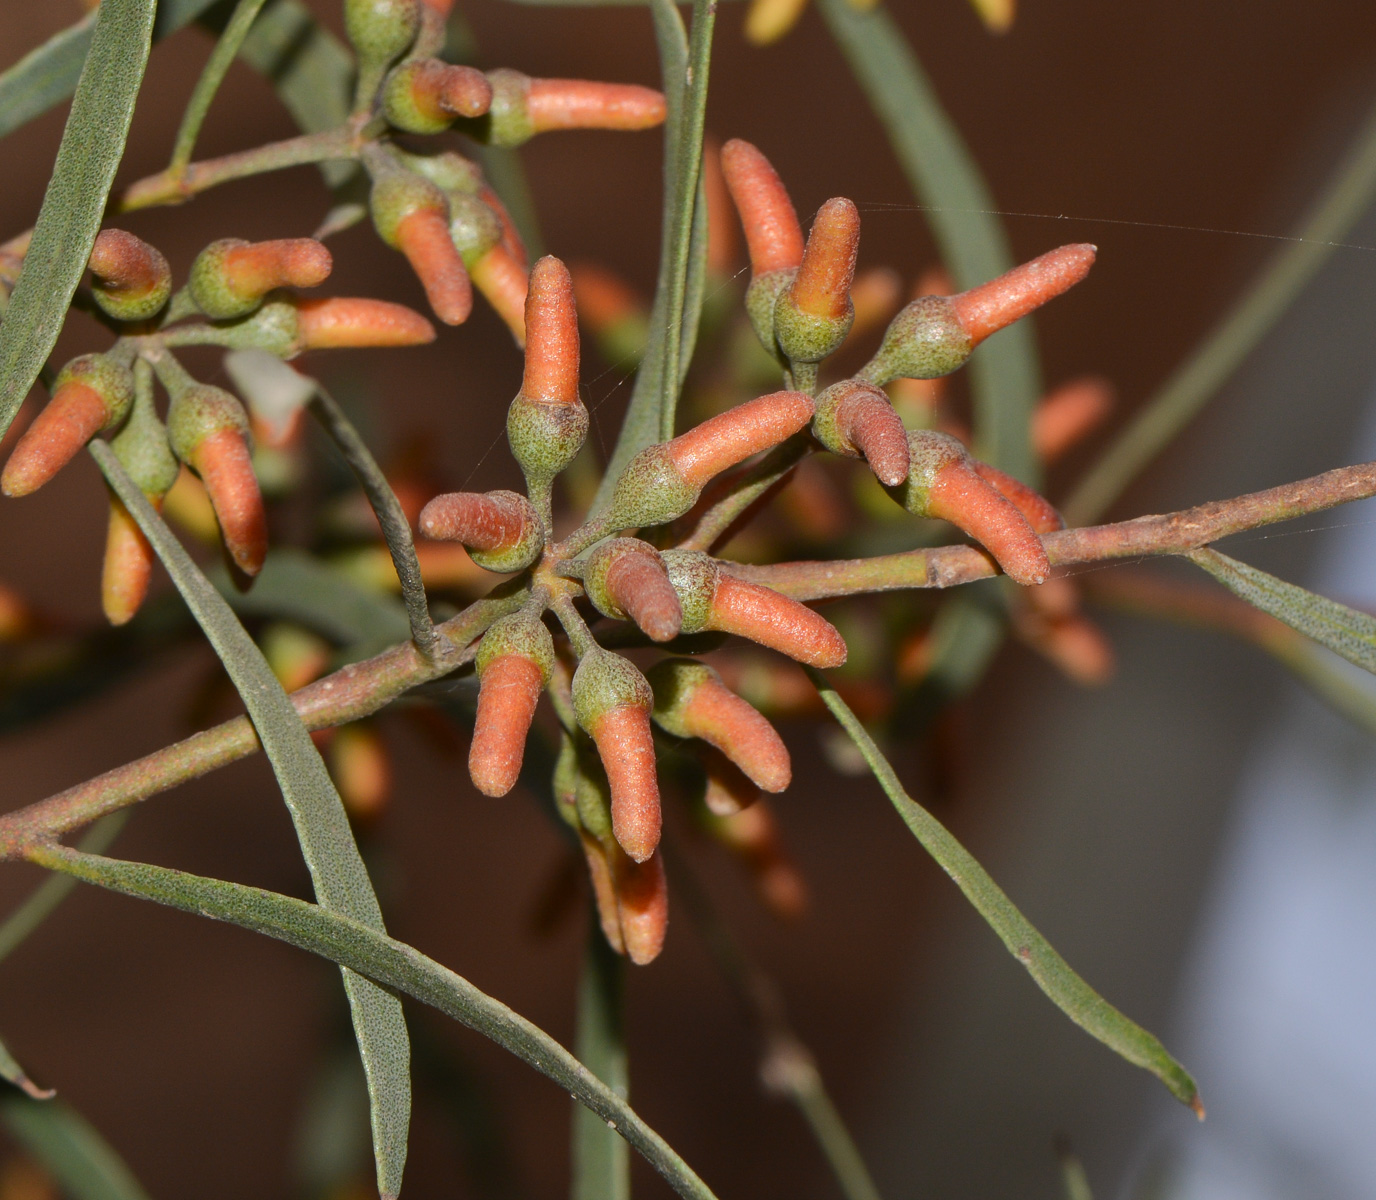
[0,596,518,860]
[725,459,1376,600]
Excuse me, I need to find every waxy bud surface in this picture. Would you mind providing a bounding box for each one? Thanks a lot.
[812,379,910,486]
[418,489,544,573]
[88,229,171,322]
[189,238,332,320]
[582,538,682,643]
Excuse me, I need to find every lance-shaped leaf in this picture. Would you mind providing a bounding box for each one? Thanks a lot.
[28,843,721,1200]
[1189,547,1376,674]
[90,443,411,1199]
[0,0,156,442]
[803,665,1203,1116]
[1,1095,151,1200]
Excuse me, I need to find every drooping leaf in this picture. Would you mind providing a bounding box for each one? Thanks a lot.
[1189,547,1376,675]
[0,0,221,141]
[0,0,157,442]
[29,843,721,1200]
[90,444,411,1200]
[804,666,1203,1115]
[0,1096,151,1200]
[572,928,630,1200]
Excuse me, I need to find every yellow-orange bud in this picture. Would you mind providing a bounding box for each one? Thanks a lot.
[101,495,157,626]
[293,297,436,350]
[526,79,667,134]
[394,208,472,325]
[720,139,803,276]
[950,243,1096,347]
[192,428,268,577]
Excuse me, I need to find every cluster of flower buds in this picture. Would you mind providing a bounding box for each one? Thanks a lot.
[1,223,441,622]
[341,0,666,339]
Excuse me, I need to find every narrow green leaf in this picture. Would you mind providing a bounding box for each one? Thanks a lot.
[0,1038,53,1102]
[0,0,221,141]
[29,845,721,1200]
[169,0,272,172]
[1189,547,1376,675]
[804,666,1203,1115]
[309,387,437,654]
[815,0,1039,485]
[0,814,126,967]
[592,0,713,511]
[1066,98,1376,525]
[1057,1139,1094,1200]
[572,926,630,1200]
[0,0,156,443]
[1,1096,151,1200]
[90,443,411,1200]
[215,548,410,652]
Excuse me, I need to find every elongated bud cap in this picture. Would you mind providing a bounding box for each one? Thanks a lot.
[720,140,803,277]
[471,614,555,796]
[472,244,530,343]
[583,538,682,642]
[604,390,814,531]
[1032,376,1114,463]
[167,385,266,576]
[812,379,910,486]
[293,297,436,350]
[506,257,588,486]
[774,197,860,365]
[526,79,667,134]
[418,488,544,573]
[662,550,847,668]
[370,172,470,324]
[382,58,494,133]
[573,649,660,862]
[951,244,1095,346]
[189,238,332,320]
[885,431,1050,586]
[648,659,790,792]
[613,849,668,965]
[2,355,135,496]
[88,229,171,321]
[102,496,156,626]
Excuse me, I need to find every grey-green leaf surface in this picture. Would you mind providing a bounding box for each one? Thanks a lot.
[1189,547,1376,675]
[573,929,630,1200]
[804,666,1203,1115]
[1,1096,151,1200]
[0,0,221,141]
[90,443,411,1200]
[816,0,1039,485]
[29,844,721,1200]
[0,0,156,443]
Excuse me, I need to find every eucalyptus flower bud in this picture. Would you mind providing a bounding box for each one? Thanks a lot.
[581,538,682,643]
[189,237,332,320]
[812,379,910,486]
[470,613,555,796]
[88,229,171,322]
[418,489,544,573]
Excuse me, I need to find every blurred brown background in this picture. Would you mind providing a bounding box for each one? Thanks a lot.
[2,1,1376,1197]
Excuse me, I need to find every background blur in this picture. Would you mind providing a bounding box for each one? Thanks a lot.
[2,1,1376,1197]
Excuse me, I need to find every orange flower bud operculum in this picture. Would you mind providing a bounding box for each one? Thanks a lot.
[470,613,555,796]
[88,228,171,322]
[696,745,761,816]
[812,379,911,486]
[885,430,1049,586]
[572,649,661,862]
[471,244,530,343]
[603,391,814,531]
[166,384,266,577]
[950,243,1096,347]
[968,459,1064,534]
[526,79,667,135]
[369,169,471,325]
[2,355,135,498]
[382,58,494,134]
[1032,376,1114,463]
[612,848,668,965]
[661,549,848,668]
[1013,580,1115,687]
[101,495,157,627]
[582,538,683,643]
[774,196,860,366]
[188,238,333,320]
[418,489,544,573]
[647,658,791,792]
[292,297,436,351]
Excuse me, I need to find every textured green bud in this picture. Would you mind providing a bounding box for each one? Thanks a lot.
[602,445,697,532]
[660,549,719,634]
[744,268,793,359]
[453,68,534,147]
[475,611,555,680]
[369,170,448,247]
[772,290,853,366]
[571,744,615,842]
[448,192,504,267]
[882,429,968,515]
[505,395,589,489]
[392,149,485,196]
[344,0,420,74]
[210,300,303,358]
[859,296,972,386]
[644,658,715,739]
[552,732,584,831]
[166,384,250,462]
[110,395,178,498]
[381,59,450,135]
[55,355,136,431]
[572,647,653,732]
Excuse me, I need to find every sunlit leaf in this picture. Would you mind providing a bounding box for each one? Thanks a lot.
[804,666,1203,1115]
[0,0,157,442]
[91,444,411,1200]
